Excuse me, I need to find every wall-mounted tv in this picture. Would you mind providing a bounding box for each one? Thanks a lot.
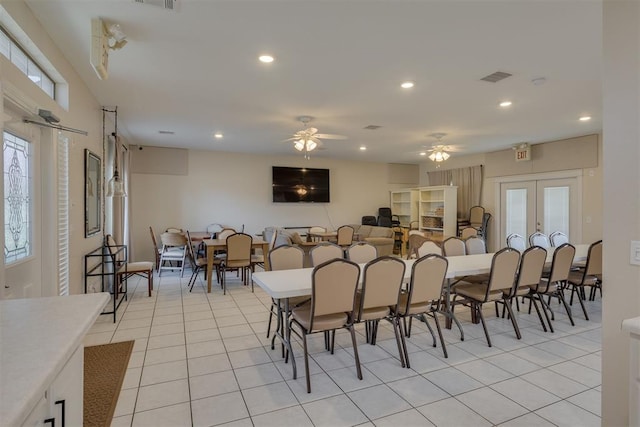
[272,166,330,203]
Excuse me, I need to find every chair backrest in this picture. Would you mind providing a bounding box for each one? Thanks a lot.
[547,243,576,283]
[506,233,526,252]
[469,206,485,227]
[160,231,187,248]
[460,226,478,239]
[407,233,428,259]
[358,257,405,319]
[417,240,442,257]
[486,247,520,295]
[150,226,159,249]
[206,223,224,235]
[226,232,252,262]
[361,216,377,226]
[309,259,360,330]
[186,230,198,261]
[549,231,569,247]
[405,254,448,308]
[337,225,355,246]
[378,207,392,219]
[584,240,603,277]
[509,246,547,297]
[465,236,486,255]
[409,221,419,231]
[442,237,466,257]
[165,227,183,233]
[377,216,392,227]
[268,245,305,271]
[529,232,550,248]
[310,242,344,266]
[217,228,236,241]
[347,242,377,264]
[309,226,326,234]
[408,230,425,236]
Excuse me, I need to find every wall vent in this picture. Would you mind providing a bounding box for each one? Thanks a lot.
[363,125,382,130]
[133,0,179,11]
[480,71,512,83]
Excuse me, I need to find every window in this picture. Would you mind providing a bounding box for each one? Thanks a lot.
[4,131,32,264]
[0,26,55,99]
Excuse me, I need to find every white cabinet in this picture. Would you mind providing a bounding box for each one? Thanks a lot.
[21,347,83,427]
[390,189,419,227]
[418,186,457,239]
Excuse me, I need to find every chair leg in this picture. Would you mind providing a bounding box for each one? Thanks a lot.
[302,330,311,393]
[432,310,448,358]
[476,302,492,347]
[148,270,153,297]
[391,316,406,368]
[504,297,521,339]
[420,314,436,347]
[528,296,548,332]
[575,285,589,321]
[398,316,411,368]
[348,324,363,381]
[557,287,575,326]
[538,294,555,333]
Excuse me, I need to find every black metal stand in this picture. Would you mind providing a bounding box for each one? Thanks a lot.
[84,245,127,323]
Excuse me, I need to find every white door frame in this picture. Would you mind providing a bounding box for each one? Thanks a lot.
[493,169,583,247]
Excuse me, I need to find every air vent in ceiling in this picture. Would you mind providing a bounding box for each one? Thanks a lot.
[363,125,382,130]
[158,130,175,134]
[480,71,512,83]
[133,0,179,11]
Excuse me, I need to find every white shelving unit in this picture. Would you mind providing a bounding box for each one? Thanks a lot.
[418,186,457,239]
[390,189,419,227]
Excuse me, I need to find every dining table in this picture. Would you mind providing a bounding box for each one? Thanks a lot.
[251,243,590,379]
[202,238,270,293]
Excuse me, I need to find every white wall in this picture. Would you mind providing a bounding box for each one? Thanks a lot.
[131,149,411,262]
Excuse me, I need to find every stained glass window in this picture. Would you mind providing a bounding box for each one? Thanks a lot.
[4,132,32,264]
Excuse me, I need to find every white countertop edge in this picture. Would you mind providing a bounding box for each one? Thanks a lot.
[1,293,110,427]
[622,317,640,337]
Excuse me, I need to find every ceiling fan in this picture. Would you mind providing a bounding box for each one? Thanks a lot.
[423,133,455,163]
[285,116,346,158]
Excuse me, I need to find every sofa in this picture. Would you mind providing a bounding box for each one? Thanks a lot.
[348,224,395,256]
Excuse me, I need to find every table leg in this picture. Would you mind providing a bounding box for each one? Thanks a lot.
[283,298,297,379]
[262,242,270,271]
[206,246,213,293]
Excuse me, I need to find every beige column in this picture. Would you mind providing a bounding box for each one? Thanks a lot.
[602,1,640,425]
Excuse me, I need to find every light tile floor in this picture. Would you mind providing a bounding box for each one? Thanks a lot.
[86,270,602,427]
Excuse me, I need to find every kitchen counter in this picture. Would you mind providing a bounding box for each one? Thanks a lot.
[0,293,109,426]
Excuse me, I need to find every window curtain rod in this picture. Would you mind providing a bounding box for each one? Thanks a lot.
[22,118,88,136]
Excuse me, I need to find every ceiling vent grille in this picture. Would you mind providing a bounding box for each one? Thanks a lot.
[480,71,512,83]
[133,0,179,11]
[363,125,382,130]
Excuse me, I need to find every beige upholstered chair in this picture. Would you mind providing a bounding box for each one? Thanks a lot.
[308,226,327,242]
[310,242,343,266]
[525,243,576,333]
[336,225,355,248]
[417,240,443,258]
[165,227,183,233]
[453,248,520,346]
[159,232,188,277]
[442,236,466,257]
[220,232,253,294]
[506,233,527,252]
[464,235,486,255]
[355,257,406,365]
[266,245,307,345]
[406,234,440,259]
[567,240,602,320]
[290,258,363,393]
[347,242,377,264]
[186,231,213,292]
[469,206,485,229]
[460,226,478,239]
[394,254,450,363]
[105,234,154,297]
[550,231,569,247]
[529,231,550,248]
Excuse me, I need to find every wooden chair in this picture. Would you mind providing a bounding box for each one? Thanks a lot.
[290,258,363,393]
[149,226,161,272]
[105,234,154,297]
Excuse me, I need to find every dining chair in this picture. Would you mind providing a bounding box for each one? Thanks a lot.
[355,256,406,365]
[290,258,363,393]
[266,245,307,346]
[469,205,485,229]
[460,226,478,239]
[406,233,431,259]
[394,254,450,363]
[165,227,183,233]
[526,243,576,332]
[149,226,161,272]
[453,247,521,346]
[566,240,602,320]
[159,232,188,277]
[442,236,466,257]
[251,228,278,271]
[308,226,327,242]
[550,231,570,247]
[464,235,486,255]
[105,234,154,297]
[186,230,214,292]
[336,225,355,248]
[417,240,443,258]
[347,242,377,264]
[220,232,253,294]
[529,231,550,248]
[506,233,527,252]
[310,242,344,266]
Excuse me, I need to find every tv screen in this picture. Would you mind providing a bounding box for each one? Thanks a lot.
[272,166,330,203]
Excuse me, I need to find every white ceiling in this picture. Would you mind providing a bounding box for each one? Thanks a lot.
[24,0,602,163]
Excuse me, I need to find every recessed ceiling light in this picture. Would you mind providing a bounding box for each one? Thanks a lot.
[214,133,223,139]
[419,152,427,156]
[359,146,367,151]
[499,101,512,107]
[259,55,274,63]
[579,116,591,121]
[401,81,415,89]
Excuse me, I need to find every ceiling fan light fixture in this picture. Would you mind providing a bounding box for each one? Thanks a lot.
[306,140,317,151]
[294,140,305,151]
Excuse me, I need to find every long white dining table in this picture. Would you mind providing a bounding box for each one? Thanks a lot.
[251,244,590,379]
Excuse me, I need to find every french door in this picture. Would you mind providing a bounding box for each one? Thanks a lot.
[499,176,581,247]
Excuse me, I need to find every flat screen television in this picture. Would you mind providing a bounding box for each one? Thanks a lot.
[272,166,330,203]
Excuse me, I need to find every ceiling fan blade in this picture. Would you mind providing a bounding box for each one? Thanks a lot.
[306,127,318,135]
[315,133,347,140]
